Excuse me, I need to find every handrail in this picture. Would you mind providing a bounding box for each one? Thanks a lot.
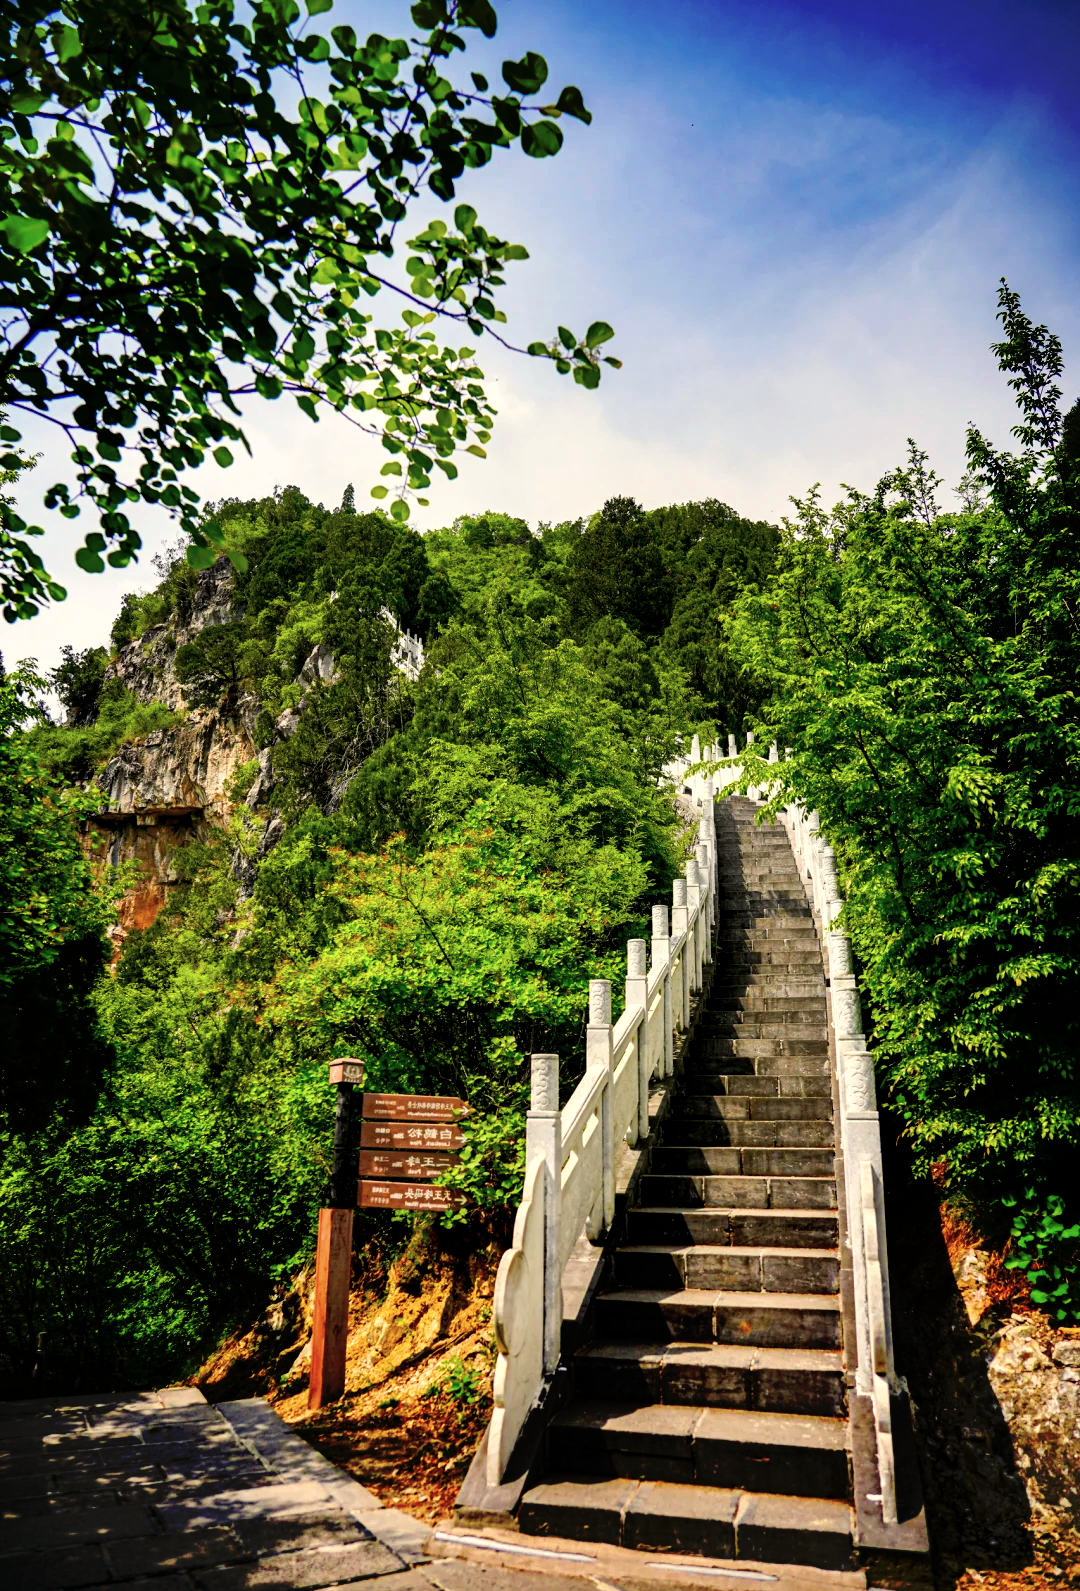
[487,778,718,1485]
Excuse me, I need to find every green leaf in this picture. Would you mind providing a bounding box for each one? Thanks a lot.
[306,0,333,12]
[557,326,576,350]
[502,52,548,96]
[585,321,615,349]
[380,462,403,476]
[370,485,389,499]
[573,364,600,390]
[526,341,550,358]
[213,447,234,468]
[390,499,410,522]
[521,120,563,159]
[554,85,592,124]
[457,0,497,38]
[186,545,216,570]
[74,546,104,573]
[454,204,477,233]
[471,72,489,92]
[465,444,487,458]
[1,215,49,253]
[53,24,82,61]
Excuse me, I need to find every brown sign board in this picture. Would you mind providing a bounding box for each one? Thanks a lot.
[359,1150,456,1181]
[329,1059,365,1085]
[357,1179,466,1212]
[360,1120,466,1152]
[360,1093,470,1122]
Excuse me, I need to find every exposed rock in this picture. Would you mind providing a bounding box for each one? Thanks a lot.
[96,708,255,822]
[988,1318,1080,1533]
[299,641,339,687]
[258,815,285,857]
[246,747,276,809]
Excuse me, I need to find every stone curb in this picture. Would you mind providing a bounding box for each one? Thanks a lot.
[216,1396,434,1564]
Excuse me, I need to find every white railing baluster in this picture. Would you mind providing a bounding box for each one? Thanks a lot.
[587,979,615,1232]
[526,1052,562,1379]
[626,939,649,1144]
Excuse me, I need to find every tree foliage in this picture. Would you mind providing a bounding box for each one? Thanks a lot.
[0,0,620,619]
[728,283,1080,1293]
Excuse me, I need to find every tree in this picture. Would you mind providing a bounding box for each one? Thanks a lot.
[564,496,672,639]
[0,0,621,620]
[728,283,1080,1284]
[51,642,107,724]
[0,663,115,1138]
[174,620,246,707]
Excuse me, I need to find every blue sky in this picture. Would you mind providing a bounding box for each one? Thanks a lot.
[11,0,1080,671]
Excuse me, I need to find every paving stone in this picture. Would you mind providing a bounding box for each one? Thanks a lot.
[104,1526,247,1578]
[518,1477,638,1545]
[0,1501,158,1551]
[159,1481,336,1532]
[733,1490,853,1570]
[232,1512,367,1557]
[0,1544,108,1588]
[194,1539,402,1588]
[622,1479,738,1556]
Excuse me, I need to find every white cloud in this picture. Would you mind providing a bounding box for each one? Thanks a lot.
[8,37,1076,677]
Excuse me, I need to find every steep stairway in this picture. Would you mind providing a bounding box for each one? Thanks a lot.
[519,797,854,1571]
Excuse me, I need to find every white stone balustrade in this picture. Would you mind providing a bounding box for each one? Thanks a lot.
[488,788,717,1486]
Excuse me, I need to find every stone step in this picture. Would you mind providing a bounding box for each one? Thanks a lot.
[519,1475,854,1569]
[716,918,816,935]
[649,1145,836,1178]
[708,995,826,1015]
[595,1288,841,1351]
[604,1266,839,1342]
[706,1012,828,1033]
[546,1402,850,1499]
[695,1042,828,1069]
[709,978,826,998]
[717,930,819,947]
[660,1118,835,1148]
[638,1162,836,1208]
[674,1095,833,1122]
[722,948,820,960]
[627,1204,839,1250]
[571,1340,846,1418]
[613,1243,840,1296]
[679,1074,831,1099]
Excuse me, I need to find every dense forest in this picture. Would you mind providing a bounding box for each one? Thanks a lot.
[0,492,777,1393]
[2,286,1078,1398]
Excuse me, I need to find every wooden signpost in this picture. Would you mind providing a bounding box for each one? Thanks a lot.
[308,1062,469,1411]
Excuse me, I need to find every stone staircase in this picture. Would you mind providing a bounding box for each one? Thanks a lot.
[518,797,855,1571]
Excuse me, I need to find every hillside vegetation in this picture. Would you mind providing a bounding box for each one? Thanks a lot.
[1,492,773,1394]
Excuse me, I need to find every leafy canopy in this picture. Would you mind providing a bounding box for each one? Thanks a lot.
[0,0,620,619]
[728,283,1080,1289]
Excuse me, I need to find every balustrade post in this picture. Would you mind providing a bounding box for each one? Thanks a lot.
[586,980,615,1230]
[651,905,673,1077]
[626,939,649,1143]
[727,731,738,759]
[685,857,702,993]
[527,1052,562,1377]
[672,878,690,1029]
[695,842,712,960]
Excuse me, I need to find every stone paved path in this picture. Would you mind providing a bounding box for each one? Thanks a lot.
[2,1386,861,1590]
[0,1386,435,1589]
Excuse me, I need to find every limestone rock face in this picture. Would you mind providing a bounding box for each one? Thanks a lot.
[96,706,257,821]
[988,1319,1080,1533]
[104,557,241,714]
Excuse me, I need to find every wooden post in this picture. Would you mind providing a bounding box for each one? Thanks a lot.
[309,1065,358,1411]
[308,1206,354,1409]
